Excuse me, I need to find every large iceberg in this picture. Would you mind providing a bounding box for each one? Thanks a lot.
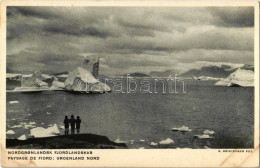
[11,71,49,92]
[20,71,48,87]
[83,56,99,79]
[64,67,111,93]
[215,68,254,87]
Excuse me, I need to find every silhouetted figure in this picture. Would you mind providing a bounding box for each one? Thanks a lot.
[63,116,69,135]
[76,116,81,134]
[70,115,76,134]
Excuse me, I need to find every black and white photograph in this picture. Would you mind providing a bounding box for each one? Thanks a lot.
[5,5,256,150]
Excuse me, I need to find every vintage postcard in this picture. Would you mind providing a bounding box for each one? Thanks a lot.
[0,1,259,167]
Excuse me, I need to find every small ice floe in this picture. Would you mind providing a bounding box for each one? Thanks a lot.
[46,112,51,115]
[172,125,192,132]
[10,125,22,128]
[9,101,19,104]
[46,105,52,108]
[30,124,60,138]
[41,123,45,125]
[194,134,213,139]
[159,138,174,145]
[11,119,16,121]
[48,124,53,127]
[59,125,65,129]
[6,130,15,135]
[24,124,36,129]
[27,108,30,111]
[150,142,158,146]
[204,146,211,149]
[203,129,215,135]
[138,147,145,149]
[29,122,36,125]
[176,147,192,149]
[140,139,145,142]
[28,114,32,116]
[114,138,127,143]
[28,134,35,138]
[17,134,27,140]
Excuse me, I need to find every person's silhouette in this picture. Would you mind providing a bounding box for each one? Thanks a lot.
[76,116,81,134]
[70,115,76,134]
[63,116,69,135]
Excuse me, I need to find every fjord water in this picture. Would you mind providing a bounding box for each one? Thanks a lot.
[6,79,254,149]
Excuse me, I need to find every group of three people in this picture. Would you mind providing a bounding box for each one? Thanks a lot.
[64,115,81,135]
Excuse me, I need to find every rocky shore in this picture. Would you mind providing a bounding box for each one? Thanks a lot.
[6,134,127,149]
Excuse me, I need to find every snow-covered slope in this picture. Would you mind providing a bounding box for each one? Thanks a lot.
[215,68,254,87]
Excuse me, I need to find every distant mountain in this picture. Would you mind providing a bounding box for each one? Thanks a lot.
[123,73,150,78]
[240,64,254,71]
[149,70,178,77]
[180,65,237,78]
[52,71,69,76]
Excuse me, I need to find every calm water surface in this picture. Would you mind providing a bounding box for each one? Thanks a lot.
[6,79,254,149]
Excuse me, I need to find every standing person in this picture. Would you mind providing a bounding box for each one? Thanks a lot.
[63,116,69,135]
[75,116,81,134]
[70,115,76,134]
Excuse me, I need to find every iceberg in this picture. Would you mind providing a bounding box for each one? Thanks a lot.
[24,124,36,129]
[203,129,215,135]
[150,142,158,146]
[172,125,192,132]
[159,138,174,145]
[9,101,19,104]
[18,134,27,140]
[6,73,22,80]
[114,138,127,143]
[194,134,213,139]
[57,74,68,78]
[51,79,65,89]
[6,130,15,135]
[64,67,111,93]
[10,125,22,128]
[215,68,254,87]
[30,124,60,138]
[42,74,52,80]
[11,71,50,92]
[21,71,48,87]
[83,56,100,79]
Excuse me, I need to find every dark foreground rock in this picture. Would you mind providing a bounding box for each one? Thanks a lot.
[6,134,127,149]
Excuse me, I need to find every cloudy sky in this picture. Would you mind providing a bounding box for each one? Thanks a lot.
[7,7,254,76]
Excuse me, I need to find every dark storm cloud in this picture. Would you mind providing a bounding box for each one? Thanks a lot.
[6,6,255,75]
[209,7,254,27]
[7,7,56,19]
[45,25,112,38]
